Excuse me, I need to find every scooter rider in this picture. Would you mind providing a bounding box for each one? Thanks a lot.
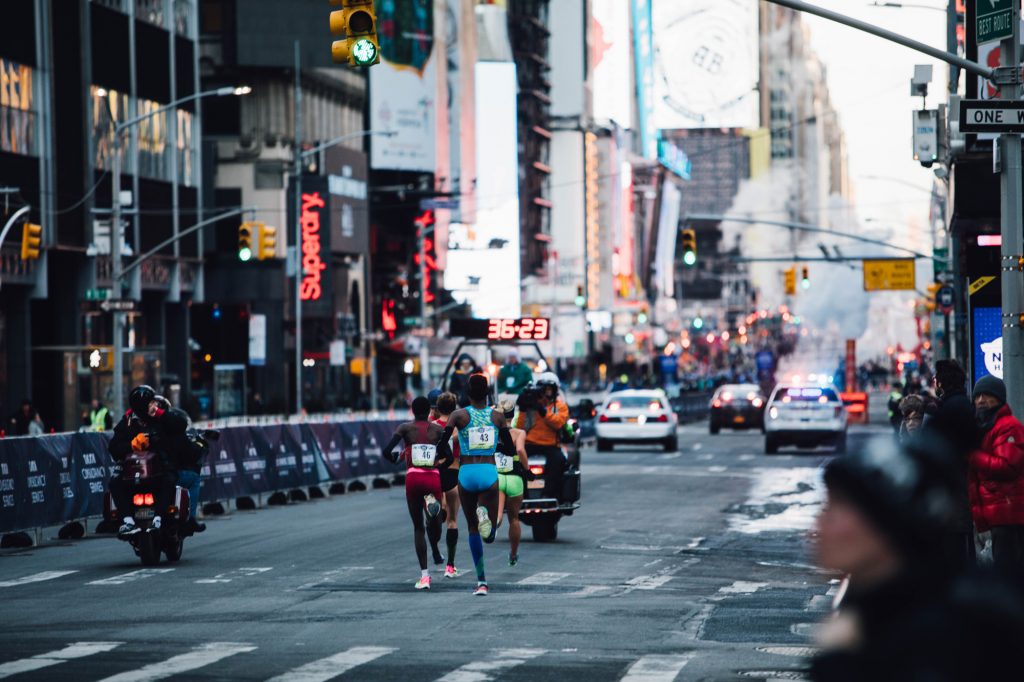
[516,373,569,500]
[153,395,206,535]
[108,385,188,538]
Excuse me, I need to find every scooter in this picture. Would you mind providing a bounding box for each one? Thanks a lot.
[104,451,191,566]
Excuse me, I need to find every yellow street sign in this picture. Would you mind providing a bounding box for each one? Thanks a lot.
[969,276,996,296]
[863,259,916,291]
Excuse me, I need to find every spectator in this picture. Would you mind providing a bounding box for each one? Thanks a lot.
[8,400,42,436]
[887,382,904,432]
[497,350,533,396]
[922,359,979,570]
[810,436,1024,681]
[447,354,479,407]
[897,394,925,443]
[84,399,113,432]
[969,375,1024,578]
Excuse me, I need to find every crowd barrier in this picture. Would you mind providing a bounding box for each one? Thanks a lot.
[0,420,404,537]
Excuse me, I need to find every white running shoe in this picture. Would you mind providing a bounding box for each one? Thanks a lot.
[476,506,492,540]
[473,583,489,596]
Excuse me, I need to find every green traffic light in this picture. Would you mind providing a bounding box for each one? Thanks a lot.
[238,247,253,262]
[693,317,704,329]
[801,278,810,290]
[683,250,697,266]
[574,295,586,307]
[352,38,378,66]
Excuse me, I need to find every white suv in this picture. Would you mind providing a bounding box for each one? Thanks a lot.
[764,385,847,454]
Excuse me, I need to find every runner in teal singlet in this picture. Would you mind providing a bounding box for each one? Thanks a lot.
[437,374,517,596]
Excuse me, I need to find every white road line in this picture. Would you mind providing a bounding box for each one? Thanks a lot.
[696,453,713,461]
[195,567,272,584]
[624,574,674,590]
[619,654,693,681]
[88,569,174,586]
[739,454,755,461]
[718,581,768,595]
[0,570,78,588]
[692,444,704,452]
[0,642,122,679]
[517,572,570,586]
[266,646,396,682]
[686,537,705,550]
[708,465,727,473]
[97,642,257,682]
[435,648,546,682]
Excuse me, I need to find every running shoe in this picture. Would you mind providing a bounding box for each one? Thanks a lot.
[509,553,519,567]
[415,576,431,590]
[424,494,441,518]
[476,506,492,541]
[473,583,489,596]
[444,565,459,579]
[432,550,446,567]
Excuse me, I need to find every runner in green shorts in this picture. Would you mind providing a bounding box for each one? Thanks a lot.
[496,398,530,566]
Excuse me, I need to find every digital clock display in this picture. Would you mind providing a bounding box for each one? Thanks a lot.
[449,318,551,341]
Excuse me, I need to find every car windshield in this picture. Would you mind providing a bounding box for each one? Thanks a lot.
[606,396,665,410]
[717,385,761,398]
[777,387,840,402]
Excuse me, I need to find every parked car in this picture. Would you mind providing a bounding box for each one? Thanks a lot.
[709,384,766,434]
[764,384,847,454]
[596,390,678,452]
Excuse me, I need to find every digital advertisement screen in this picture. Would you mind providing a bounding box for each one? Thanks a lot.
[972,306,1003,384]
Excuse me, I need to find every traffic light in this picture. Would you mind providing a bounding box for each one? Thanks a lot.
[257,224,277,261]
[20,223,41,260]
[784,267,797,295]
[801,266,810,290]
[681,228,697,266]
[238,222,256,262]
[925,281,942,313]
[574,285,585,308]
[330,0,381,67]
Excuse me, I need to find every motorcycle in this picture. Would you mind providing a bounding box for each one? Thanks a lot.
[104,451,191,566]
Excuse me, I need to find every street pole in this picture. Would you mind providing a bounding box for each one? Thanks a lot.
[417,219,430,389]
[998,15,1024,416]
[294,41,304,415]
[111,129,124,416]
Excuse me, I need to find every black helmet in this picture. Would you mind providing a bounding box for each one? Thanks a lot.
[152,394,172,411]
[128,385,156,416]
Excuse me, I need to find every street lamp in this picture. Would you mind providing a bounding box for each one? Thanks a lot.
[291,129,396,415]
[100,85,252,416]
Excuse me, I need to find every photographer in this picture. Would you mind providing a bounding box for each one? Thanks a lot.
[515,374,569,499]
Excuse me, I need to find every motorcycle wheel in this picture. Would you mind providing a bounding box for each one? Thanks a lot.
[137,531,162,566]
[164,534,184,562]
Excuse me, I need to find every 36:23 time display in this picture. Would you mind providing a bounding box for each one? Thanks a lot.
[485,318,550,340]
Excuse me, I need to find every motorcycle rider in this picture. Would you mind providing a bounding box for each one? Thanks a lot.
[108,385,188,538]
[153,395,206,535]
[516,373,569,500]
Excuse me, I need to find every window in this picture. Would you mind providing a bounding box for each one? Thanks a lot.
[137,98,170,180]
[92,85,131,171]
[0,58,36,156]
[177,108,194,185]
[135,0,164,26]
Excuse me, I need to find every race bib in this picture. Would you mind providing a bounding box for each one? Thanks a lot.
[467,426,494,451]
[494,453,514,472]
[410,444,437,467]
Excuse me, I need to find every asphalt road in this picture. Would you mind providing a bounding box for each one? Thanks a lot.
[0,420,892,682]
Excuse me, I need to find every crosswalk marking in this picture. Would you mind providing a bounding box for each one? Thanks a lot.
[195,567,272,584]
[266,646,396,682]
[0,570,77,588]
[88,569,174,586]
[0,641,122,679]
[517,572,570,586]
[619,654,693,681]
[97,642,256,682]
[435,648,546,682]
[624,574,674,590]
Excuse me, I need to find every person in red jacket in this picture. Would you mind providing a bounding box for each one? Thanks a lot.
[969,375,1024,574]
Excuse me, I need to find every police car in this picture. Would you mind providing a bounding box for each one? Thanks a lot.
[764,384,847,454]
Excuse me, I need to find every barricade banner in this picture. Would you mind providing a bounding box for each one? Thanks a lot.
[338,422,365,478]
[282,424,320,487]
[262,425,302,490]
[360,422,386,476]
[303,424,345,481]
[201,426,246,501]
[0,437,44,533]
[365,421,404,475]
[67,433,112,520]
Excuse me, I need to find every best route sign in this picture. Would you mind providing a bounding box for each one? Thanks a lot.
[863,259,917,292]
[977,0,1015,45]
[960,100,1024,133]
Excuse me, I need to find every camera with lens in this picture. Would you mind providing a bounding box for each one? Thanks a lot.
[517,386,543,413]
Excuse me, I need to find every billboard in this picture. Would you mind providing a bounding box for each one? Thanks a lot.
[972,306,1003,384]
[444,61,521,318]
[632,0,657,159]
[652,0,760,129]
[592,0,632,127]
[324,146,369,254]
[369,0,436,171]
[653,180,681,299]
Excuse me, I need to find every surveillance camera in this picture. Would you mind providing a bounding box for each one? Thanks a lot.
[920,160,934,169]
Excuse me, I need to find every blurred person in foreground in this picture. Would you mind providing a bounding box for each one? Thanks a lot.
[970,375,1024,578]
[810,435,1024,681]
[921,359,979,569]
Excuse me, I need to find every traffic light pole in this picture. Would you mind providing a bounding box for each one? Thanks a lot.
[294,41,303,415]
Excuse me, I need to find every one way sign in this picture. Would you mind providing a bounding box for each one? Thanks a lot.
[960,100,1024,133]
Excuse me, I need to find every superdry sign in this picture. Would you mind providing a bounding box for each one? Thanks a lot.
[300,192,327,301]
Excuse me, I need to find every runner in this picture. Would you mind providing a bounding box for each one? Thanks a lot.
[383,396,452,591]
[496,398,531,566]
[437,374,517,596]
[434,391,462,578]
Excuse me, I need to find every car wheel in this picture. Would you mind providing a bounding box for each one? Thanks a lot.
[597,438,612,452]
[835,434,847,454]
[664,436,678,452]
[765,435,779,455]
[709,421,720,435]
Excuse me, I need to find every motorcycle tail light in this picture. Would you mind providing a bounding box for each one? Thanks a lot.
[132,494,146,506]
[530,465,545,475]
[144,493,154,505]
